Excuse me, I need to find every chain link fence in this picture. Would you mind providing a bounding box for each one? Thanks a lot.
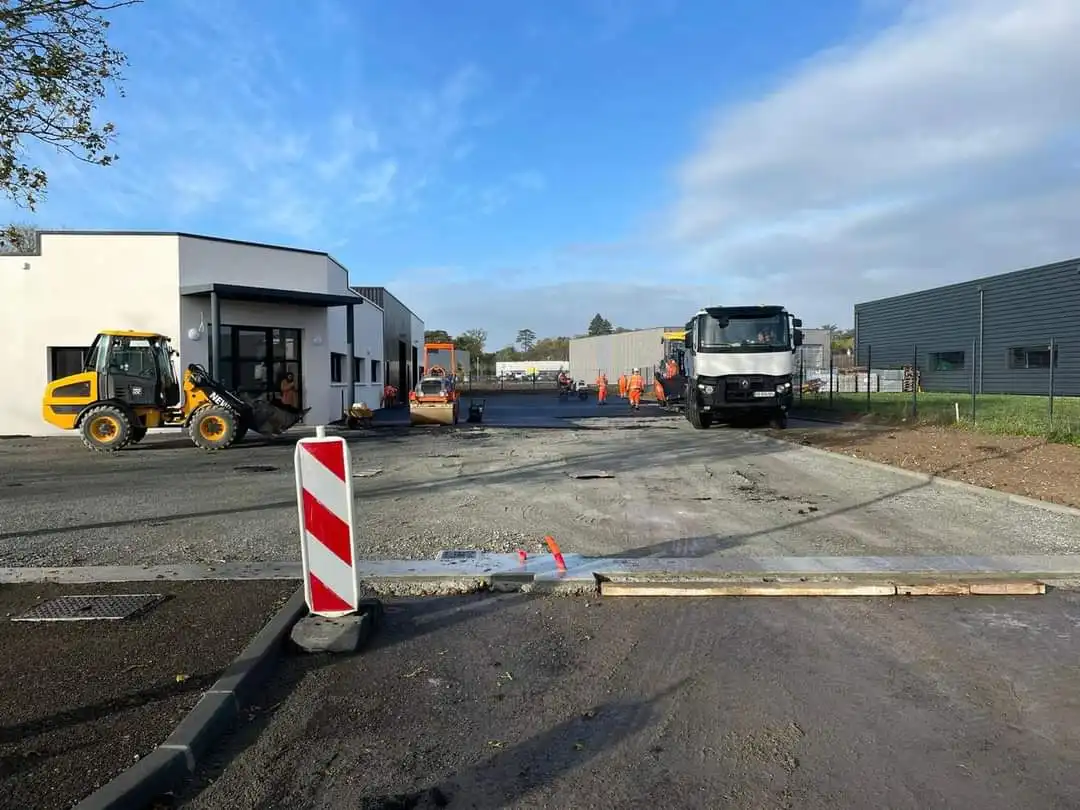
[793,341,1078,440]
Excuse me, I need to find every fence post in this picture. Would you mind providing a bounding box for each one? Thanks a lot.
[866,344,872,412]
[912,343,918,419]
[1049,337,1056,430]
[970,338,977,422]
[828,348,834,407]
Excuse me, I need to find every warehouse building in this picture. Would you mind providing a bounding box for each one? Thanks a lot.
[0,230,424,437]
[351,286,425,402]
[569,328,678,381]
[853,257,1080,395]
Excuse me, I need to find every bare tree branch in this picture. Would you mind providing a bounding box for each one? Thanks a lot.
[0,221,39,252]
[0,0,141,209]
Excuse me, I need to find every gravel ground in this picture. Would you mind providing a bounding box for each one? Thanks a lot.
[177,591,1080,809]
[0,579,297,810]
[3,396,1080,567]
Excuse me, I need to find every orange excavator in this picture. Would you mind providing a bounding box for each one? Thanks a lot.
[409,342,461,426]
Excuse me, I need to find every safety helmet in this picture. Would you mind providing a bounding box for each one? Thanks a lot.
[633,367,640,373]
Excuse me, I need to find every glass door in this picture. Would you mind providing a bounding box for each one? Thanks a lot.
[219,325,303,408]
[272,328,302,409]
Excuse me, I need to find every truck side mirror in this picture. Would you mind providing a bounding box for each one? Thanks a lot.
[793,329,804,347]
[683,334,692,348]
[792,318,803,328]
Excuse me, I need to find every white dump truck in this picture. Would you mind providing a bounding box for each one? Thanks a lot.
[682,305,803,429]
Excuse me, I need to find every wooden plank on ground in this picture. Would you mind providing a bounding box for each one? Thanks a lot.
[969,581,1046,595]
[599,581,897,597]
[896,582,972,596]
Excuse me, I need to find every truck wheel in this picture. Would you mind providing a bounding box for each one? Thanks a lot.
[189,405,240,450]
[687,396,712,430]
[80,404,132,452]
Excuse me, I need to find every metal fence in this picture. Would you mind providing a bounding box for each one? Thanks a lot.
[793,341,1078,437]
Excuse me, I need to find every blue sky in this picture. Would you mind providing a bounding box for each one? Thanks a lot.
[5,0,1080,348]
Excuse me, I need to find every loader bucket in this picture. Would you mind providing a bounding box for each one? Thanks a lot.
[409,401,458,426]
[246,396,308,436]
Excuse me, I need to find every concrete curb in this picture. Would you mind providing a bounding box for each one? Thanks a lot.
[73,586,308,810]
[767,432,1080,518]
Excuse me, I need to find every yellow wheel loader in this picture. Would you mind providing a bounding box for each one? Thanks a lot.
[42,330,309,452]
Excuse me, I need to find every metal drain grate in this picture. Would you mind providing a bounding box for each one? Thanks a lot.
[11,593,165,622]
[568,471,615,479]
[234,465,279,473]
[436,549,480,561]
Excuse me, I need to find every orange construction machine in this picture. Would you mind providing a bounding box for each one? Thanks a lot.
[409,342,461,426]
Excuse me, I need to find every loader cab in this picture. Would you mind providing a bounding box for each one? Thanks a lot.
[84,331,181,408]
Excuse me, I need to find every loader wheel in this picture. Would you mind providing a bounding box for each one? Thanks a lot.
[189,406,239,451]
[81,405,132,452]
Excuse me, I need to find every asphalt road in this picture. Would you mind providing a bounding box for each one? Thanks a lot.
[2,396,1079,567]
[179,591,1080,809]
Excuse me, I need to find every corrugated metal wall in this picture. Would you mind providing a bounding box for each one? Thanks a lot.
[570,328,670,380]
[854,257,1080,395]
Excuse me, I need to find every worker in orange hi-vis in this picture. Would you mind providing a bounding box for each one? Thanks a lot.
[664,357,678,379]
[628,367,645,410]
[596,372,608,405]
[618,373,628,398]
[653,377,667,404]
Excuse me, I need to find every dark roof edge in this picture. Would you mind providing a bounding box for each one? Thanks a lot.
[854,256,1080,309]
[349,285,424,321]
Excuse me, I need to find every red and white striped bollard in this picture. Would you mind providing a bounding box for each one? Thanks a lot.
[294,427,360,617]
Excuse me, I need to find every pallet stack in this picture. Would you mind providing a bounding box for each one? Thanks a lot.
[901,365,923,393]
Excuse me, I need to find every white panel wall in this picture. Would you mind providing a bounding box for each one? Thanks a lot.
[178,298,335,422]
[327,300,385,410]
[177,235,332,294]
[0,233,180,436]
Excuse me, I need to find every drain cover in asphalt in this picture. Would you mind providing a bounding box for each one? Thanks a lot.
[568,471,615,479]
[12,593,165,622]
[436,549,481,561]
[234,465,279,473]
[353,468,383,478]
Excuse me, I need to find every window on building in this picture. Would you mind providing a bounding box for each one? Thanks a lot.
[352,357,364,384]
[330,352,345,383]
[371,359,381,383]
[49,347,89,381]
[1008,345,1059,369]
[929,351,965,371]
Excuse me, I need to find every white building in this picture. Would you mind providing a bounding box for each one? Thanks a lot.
[0,230,424,437]
[495,360,568,378]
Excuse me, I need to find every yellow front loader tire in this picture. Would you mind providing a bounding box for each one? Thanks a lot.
[80,404,133,453]
[189,405,240,451]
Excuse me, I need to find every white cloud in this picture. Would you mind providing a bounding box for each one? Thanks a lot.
[664,0,1080,327]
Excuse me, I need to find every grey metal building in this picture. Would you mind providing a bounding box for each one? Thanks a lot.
[351,286,424,401]
[853,257,1080,395]
[569,328,677,380]
[794,328,832,373]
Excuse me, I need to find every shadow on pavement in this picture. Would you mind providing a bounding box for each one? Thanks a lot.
[359,677,692,809]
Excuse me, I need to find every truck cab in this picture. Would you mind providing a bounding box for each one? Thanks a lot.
[682,306,803,429]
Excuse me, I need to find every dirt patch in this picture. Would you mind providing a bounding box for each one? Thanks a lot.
[772,425,1080,509]
[0,579,298,810]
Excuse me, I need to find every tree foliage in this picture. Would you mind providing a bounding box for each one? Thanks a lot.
[515,328,536,352]
[0,220,38,252]
[0,0,140,213]
[424,329,452,343]
[587,313,613,336]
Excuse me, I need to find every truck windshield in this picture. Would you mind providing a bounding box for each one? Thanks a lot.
[699,314,789,351]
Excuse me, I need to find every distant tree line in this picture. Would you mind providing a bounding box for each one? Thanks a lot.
[423,313,635,376]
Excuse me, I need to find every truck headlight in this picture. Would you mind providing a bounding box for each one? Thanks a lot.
[775,382,791,393]
[698,384,714,394]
